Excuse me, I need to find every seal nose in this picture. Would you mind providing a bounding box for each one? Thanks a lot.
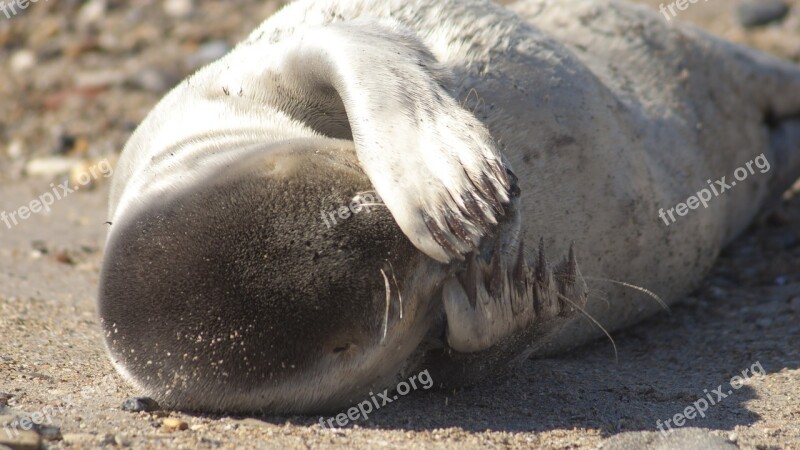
[99,139,435,413]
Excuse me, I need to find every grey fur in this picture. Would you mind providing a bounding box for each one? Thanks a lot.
[99,0,800,413]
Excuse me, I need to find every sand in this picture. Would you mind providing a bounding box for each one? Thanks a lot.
[1,1,798,448]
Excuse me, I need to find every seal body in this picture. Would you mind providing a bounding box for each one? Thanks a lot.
[100,0,800,413]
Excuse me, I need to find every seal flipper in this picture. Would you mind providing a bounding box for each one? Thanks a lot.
[213,18,511,263]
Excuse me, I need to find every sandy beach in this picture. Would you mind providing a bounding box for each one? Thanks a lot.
[1,1,799,448]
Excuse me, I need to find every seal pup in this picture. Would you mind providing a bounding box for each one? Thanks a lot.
[99,0,800,413]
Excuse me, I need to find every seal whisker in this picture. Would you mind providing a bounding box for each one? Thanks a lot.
[551,273,609,308]
[557,293,618,362]
[379,268,392,342]
[588,289,610,308]
[582,277,669,313]
[386,261,403,320]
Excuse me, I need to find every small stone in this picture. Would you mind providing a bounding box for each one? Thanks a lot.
[728,432,738,443]
[162,417,188,431]
[77,0,107,27]
[6,139,23,160]
[9,50,36,74]
[121,397,160,413]
[789,296,800,314]
[0,415,17,426]
[0,430,41,450]
[185,40,231,71]
[37,425,62,441]
[24,157,79,178]
[114,434,131,447]
[707,286,727,300]
[737,0,791,28]
[61,433,95,445]
[69,160,102,191]
[128,68,173,94]
[164,0,194,18]
[0,393,14,407]
[756,317,773,329]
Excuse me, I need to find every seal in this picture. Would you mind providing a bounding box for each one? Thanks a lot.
[99,0,800,413]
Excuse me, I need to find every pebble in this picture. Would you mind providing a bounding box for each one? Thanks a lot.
[707,286,727,300]
[77,0,107,27]
[69,159,108,190]
[162,417,189,431]
[0,415,17,426]
[185,40,231,71]
[756,317,774,329]
[6,139,24,160]
[37,425,62,441]
[765,230,799,251]
[9,50,36,74]
[121,397,161,413]
[0,393,14,407]
[0,430,41,450]
[114,434,131,447]
[164,0,194,18]
[24,157,79,178]
[737,0,791,28]
[789,296,800,314]
[61,433,95,445]
[127,68,173,94]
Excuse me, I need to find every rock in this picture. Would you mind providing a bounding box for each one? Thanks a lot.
[737,0,791,28]
[0,393,14,407]
[789,296,800,314]
[164,0,194,18]
[185,40,231,71]
[61,433,95,445]
[114,434,131,447]
[24,157,79,178]
[162,417,189,431]
[9,50,36,74]
[756,317,774,329]
[0,416,17,427]
[774,275,790,286]
[602,428,738,450]
[765,230,799,251]
[69,159,109,191]
[0,430,41,450]
[74,69,126,89]
[6,139,24,160]
[121,397,161,413]
[77,0,107,27]
[127,68,174,94]
[37,425,61,441]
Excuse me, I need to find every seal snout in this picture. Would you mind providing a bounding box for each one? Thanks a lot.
[99,140,442,413]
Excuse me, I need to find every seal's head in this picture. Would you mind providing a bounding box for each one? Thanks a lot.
[99,138,455,413]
